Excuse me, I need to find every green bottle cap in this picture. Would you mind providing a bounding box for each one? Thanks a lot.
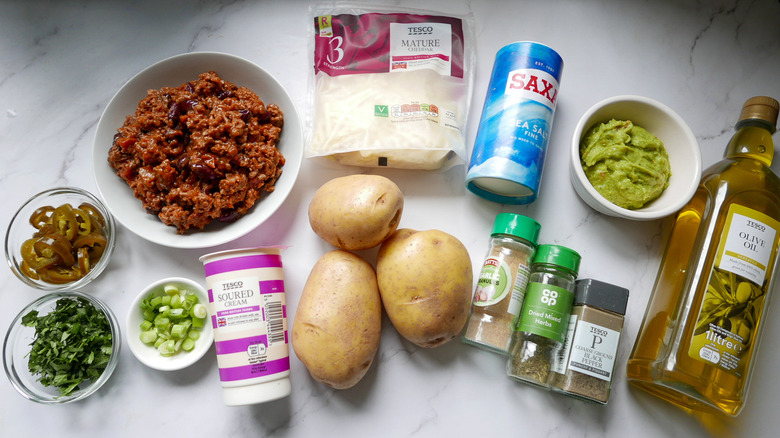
[491,213,541,245]
[532,244,581,275]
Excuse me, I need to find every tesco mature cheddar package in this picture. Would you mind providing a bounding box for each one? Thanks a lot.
[306,4,475,170]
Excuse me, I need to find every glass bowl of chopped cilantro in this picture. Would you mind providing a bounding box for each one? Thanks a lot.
[3,290,121,403]
[4,187,117,291]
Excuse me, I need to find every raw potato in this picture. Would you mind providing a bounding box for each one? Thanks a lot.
[292,250,382,389]
[376,229,473,348]
[308,174,403,250]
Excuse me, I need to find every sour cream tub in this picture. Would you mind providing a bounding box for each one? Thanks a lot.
[466,41,564,204]
[200,247,291,406]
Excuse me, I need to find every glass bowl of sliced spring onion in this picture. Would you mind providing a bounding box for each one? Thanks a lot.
[126,277,214,371]
[3,290,121,404]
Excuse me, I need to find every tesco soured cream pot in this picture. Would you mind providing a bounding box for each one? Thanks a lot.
[200,247,291,406]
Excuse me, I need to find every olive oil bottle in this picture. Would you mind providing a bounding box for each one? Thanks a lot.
[626,96,780,417]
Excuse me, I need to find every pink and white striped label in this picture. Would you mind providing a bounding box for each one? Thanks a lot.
[201,248,290,383]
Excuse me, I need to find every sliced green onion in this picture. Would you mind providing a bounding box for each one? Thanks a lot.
[168,308,186,320]
[191,316,205,329]
[182,294,198,311]
[140,329,158,345]
[150,295,163,309]
[140,283,208,357]
[143,309,156,322]
[158,339,176,356]
[171,322,190,339]
[191,304,207,319]
[182,338,196,352]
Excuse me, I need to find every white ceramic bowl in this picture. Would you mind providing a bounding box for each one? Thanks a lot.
[92,51,303,248]
[570,95,701,220]
[3,291,121,404]
[126,277,214,371]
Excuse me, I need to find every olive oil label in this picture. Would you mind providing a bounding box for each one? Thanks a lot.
[565,321,620,381]
[689,204,780,375]
[715,205,778,285]
[473,257,513,307]
[516,282,574,343]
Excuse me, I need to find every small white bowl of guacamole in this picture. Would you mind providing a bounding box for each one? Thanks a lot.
[570,95,701,220]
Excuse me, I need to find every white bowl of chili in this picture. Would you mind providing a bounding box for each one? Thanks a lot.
[92,51,303,248]
[4,187,116,291]
[3,290,121,404]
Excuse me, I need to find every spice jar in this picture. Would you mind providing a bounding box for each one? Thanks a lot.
[463,213,541,354]
[506,244,580,388]
[549,279,629,404]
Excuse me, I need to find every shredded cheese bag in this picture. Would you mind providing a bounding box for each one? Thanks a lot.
[307,5,474,170]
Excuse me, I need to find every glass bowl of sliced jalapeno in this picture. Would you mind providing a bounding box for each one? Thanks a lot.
[4,187,116,291]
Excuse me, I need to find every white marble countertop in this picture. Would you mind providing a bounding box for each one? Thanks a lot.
[1,0,779,437]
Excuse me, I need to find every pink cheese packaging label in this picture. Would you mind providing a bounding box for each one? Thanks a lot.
[313,12,466,78]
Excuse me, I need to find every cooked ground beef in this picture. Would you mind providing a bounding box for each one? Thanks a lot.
[108,71,285,234]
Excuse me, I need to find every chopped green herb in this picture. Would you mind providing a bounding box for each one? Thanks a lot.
[21,297,114,396]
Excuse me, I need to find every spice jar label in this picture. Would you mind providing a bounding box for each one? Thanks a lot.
[551,314,578,374]
[567,320,620,381]
[474,257,514,306]
[507,263,531,315]
[515,282,574,343]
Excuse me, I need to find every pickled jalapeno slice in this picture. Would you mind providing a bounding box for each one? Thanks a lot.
[29,206,54,229]
[20,238,58,270]
[52,204,78,241]
[78,203,106,228]
[73,232,108,261]
[33,234,75,267]
[73,208,92,236]
[37,266,84,284]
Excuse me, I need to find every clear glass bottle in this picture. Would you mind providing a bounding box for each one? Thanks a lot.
[462,213,540,354]
[626,96,780,416]
[507,244,581,388]
[549,278,629,404]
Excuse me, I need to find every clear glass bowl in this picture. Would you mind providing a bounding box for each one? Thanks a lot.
[3,290,121,404]
[4,187,116,291]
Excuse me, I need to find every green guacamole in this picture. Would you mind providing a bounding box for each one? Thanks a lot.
[580,119,671,210]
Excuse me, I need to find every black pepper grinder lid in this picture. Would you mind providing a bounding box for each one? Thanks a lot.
[574,279,629,315]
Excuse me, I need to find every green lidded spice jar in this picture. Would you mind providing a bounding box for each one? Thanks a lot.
[462,213,541,354]
[549,279,629,404]
[506,244,581,388]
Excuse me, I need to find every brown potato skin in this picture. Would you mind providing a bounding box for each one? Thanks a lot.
[308,175,403,251]
[291,250,382,389]
[376,229,473,348]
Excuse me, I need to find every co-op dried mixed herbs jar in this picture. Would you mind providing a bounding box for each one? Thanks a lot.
[507,244,580,388]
